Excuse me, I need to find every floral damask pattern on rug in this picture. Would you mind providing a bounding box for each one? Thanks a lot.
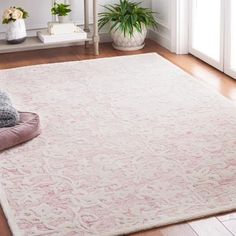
[0,54,236,236]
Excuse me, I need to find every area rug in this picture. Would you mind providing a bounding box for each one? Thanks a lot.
[1,53,236,236]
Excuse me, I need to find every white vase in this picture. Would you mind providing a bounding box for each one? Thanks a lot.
[110,24,147,51]
[58,15,70,23]
[6,19,27,44]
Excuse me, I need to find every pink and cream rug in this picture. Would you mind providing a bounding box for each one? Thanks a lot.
[1,53,236,236]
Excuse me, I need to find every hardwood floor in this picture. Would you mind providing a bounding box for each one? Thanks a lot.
[0,39,236,236]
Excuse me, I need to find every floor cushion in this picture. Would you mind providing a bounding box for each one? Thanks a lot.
[0,90,20,128]
[0,112,41,151]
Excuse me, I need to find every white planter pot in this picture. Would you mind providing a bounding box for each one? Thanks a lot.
[110,25,147,51]
[58,15,70,23]
[6,19,27,44]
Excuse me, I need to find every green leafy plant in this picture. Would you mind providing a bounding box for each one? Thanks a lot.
[99,0,158,37]
[51,3,71,16]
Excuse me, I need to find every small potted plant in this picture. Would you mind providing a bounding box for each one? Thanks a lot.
[51,2,72,23]
[99,0,158,51]
[2,7,29,44]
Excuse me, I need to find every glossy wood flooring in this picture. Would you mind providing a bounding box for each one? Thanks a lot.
[0,39,236,236]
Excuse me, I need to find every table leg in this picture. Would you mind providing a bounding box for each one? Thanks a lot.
[84,0,90,48]
[93,0,99,55]
[51,0,56,21]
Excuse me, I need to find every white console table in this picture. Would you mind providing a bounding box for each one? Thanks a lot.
[0,0,99,55]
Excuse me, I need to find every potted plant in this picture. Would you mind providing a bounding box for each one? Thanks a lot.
[2,7,29,44]
[99,0,158,51]
[51,3,72,23]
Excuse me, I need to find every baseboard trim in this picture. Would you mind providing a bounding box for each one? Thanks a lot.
[148,29,171,51]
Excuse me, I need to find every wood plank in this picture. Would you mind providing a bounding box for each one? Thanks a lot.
[131,223,198,236]
[0,206,12,236]
[159,224,199,236]
[218,213,236,235]
[218,212,236,222]
[130,228,164,236]
[189,217,234,236]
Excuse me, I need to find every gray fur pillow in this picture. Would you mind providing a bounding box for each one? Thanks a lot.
[0,91,20,128]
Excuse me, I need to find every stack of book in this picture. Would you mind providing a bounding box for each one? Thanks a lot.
[37,22,87,44]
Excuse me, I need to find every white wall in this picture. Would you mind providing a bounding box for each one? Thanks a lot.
[150,0,172,50]
[150,0,189,54]
[0,0,151,34]
[1,0,188,53]
[0,0,187,53]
